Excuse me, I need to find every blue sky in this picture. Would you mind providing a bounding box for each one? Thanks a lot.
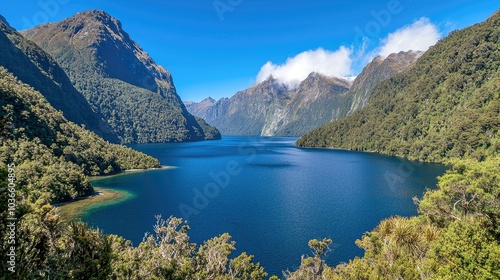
[0,1,498,102]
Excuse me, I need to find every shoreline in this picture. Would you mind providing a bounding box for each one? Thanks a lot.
[89,165,174,181]
[297,146,432,163]
[56,187,130,222]
[56,165,173,221]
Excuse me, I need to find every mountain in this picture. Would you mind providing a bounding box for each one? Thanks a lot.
[297,11,500,162]
[185,97,218,120]
[207,76,294,136]
[0,65,264,278]
[0,16,117,142]
[186,51,420,137]
[273,73,352,136]
[22,10,220,144]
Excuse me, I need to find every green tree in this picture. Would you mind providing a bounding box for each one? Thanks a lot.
[59,222,113,279]
[284,238,333,280]
[425,217,500,279]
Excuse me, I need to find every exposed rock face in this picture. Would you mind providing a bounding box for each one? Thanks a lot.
[345,51,423,115]
[186,51,421,136]
[0,15,13,29]
[186,75,350,136]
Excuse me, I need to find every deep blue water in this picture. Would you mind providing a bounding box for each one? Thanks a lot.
[83,136,446,277]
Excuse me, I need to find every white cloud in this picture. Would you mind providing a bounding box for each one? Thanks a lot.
[254,18,441,87]
[256,47,353,88]
[378,17,440,57]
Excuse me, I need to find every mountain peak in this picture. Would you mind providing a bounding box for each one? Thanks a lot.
[305,72,323,79]
[202,97,216,103]
[251,75,281,89]
[23,9,127,51]
[301,72,352,90]
[387,50,423,59]
[51,9,125,42]
[77,9,113,19]
[72,10,122,33]
[383,50,423,72]
[263,75,277,83]
[73,10,117,24]
[22,9,174,92]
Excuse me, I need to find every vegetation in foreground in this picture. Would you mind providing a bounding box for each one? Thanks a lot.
[287,156,500,279]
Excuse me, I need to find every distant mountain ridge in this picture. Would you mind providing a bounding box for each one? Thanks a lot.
[186,51,421,136]
[22,10,220,143]
[185,74,349,136]
[297,12,500,162]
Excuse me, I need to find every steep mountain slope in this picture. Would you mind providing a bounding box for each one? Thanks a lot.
[0,17,117,142]
[0,66,160,202]
[22,10,220,143]
[185,97,218,120]
[273,73,352,136]
[297,12,500,162]
[186,51,419,137]
[210,76,295,136]
[187,75,350,136]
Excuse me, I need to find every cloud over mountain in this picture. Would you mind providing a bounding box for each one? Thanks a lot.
[256,18,441,87]
[256,47,353,88]
[378,17,440,57]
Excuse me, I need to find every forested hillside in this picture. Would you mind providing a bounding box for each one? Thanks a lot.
[297,11,500,162]
[0,67,159,203]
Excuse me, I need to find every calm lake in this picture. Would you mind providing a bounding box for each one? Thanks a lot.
[83,137,446,277]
